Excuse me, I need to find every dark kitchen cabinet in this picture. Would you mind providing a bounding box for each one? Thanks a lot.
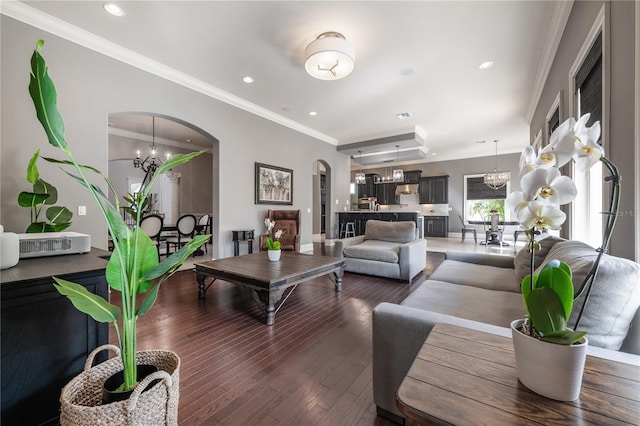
[1,250,109,426]
[357,174,378,198]
[419,176,449,204]
[403,170,422,184]
[376,182,397,205]
[425,216,448,237]
[338,212,419,238]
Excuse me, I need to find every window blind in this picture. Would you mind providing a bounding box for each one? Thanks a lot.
[466,176,507,200]
[576,32,602,131]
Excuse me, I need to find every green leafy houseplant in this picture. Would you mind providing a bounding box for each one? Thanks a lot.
[18,149,73,232]
[29,40,210,392]
[507,113,620,345]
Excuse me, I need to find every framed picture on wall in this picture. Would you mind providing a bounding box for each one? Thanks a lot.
[255,162,293,205]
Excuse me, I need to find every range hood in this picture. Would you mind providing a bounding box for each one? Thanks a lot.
[395,184,419,195]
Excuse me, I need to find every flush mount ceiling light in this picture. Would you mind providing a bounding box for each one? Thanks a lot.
[304,32,355,80]
[396,112,411,120]
[484,139,510,190]
[103,3,125,17]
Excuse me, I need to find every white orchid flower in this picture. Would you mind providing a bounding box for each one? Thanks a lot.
[573,120,603,172]
[537,138,574,169]
[274,229,283,240]
[264,218,275,231]
[506,191,532,216]
[521,168,577,205]
[546,118,577,168]
[517,202,566,230]
[519,146,537,177]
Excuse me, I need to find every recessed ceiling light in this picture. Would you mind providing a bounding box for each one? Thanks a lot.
[309,111,318,116]
[431,152,437,156]
[478,61,494,70]
[397,112,411,120]
[103,3,125,17]
[475,140,486,143]
[242,76,254,83]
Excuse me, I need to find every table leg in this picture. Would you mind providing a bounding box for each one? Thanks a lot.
[196,274,215,299]
[265,291,278,326]
[248,239,253,254]
[333,268,344,292]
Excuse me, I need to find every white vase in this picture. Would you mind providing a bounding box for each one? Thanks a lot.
[267,249,281,262]
[510,319,588,401]
[0,225,20,270]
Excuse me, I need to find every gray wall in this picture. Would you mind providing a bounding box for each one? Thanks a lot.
[355,152,522,233]
[529,1,636,260]
[0,16,351,258]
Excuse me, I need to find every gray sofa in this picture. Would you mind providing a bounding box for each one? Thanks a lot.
[335,219,426,283]
[372,236,640,423]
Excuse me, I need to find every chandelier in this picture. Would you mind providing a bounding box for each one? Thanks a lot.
[304,32,355,80]
[484,139,510,190]
[133,116,166,174]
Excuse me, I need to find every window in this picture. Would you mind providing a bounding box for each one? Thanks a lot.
[572,31,603,248]
[463,174,510,221]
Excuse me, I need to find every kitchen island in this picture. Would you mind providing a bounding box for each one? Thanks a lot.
[337,211,422,238]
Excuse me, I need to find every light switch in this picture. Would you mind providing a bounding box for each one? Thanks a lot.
[78,206,86,216]
[336,199,339,204]
[307,208,311,213]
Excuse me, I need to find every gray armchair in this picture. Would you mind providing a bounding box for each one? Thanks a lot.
[335,220,426,283]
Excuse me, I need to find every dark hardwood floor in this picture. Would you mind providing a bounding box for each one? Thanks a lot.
[113,247,445,425]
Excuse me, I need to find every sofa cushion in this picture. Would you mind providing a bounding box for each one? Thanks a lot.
[343,240,400,263]
[542,240,640,351]
[429,259,520,293]
[513,235,565,285]
[365,220,416,243]
[401,280,526,328]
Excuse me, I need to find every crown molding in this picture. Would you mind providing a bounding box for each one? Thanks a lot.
[524,0,574,124]
[0,1,338,145]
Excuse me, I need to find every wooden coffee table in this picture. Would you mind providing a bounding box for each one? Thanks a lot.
[194,252,345,325]
[397,323,640,425]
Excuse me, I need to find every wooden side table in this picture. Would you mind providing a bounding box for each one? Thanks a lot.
[396,323,639,425]
[232,229,254,256]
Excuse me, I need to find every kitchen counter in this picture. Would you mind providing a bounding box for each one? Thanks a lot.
[337,211,421,238]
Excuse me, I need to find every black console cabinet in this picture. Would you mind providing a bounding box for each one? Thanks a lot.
[1,250,109,426]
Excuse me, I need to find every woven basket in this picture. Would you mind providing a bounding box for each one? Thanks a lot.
[60,344,180,425]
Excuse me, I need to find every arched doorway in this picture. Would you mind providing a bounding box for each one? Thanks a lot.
[107,112,220,256]
[313,160,332,245]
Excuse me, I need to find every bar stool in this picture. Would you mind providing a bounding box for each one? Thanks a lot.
[345,222,356,238]
[340,222,356,238]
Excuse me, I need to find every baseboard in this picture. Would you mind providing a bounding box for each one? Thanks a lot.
[300,243,314,253]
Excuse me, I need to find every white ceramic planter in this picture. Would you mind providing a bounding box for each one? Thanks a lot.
[0,225,19,270]
[510,319,588,401]
[267,249,281,262]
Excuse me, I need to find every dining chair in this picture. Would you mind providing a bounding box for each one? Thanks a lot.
[139,214,164,260]
[482,212,504,247]
[197,213,212,253]
[457,214,477,244]
[165,214,197,256]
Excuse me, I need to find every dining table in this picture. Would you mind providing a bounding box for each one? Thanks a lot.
[468,220,519,246]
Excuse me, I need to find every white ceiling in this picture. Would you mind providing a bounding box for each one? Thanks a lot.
[11,1,564,165]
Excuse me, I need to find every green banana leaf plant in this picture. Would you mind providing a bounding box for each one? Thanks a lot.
[18,149,73,233]
[29,40,210,391]
[520,258,587,345]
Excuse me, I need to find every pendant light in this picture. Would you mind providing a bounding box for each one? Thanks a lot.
[484,139,510,190]
[354,150,366,184]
